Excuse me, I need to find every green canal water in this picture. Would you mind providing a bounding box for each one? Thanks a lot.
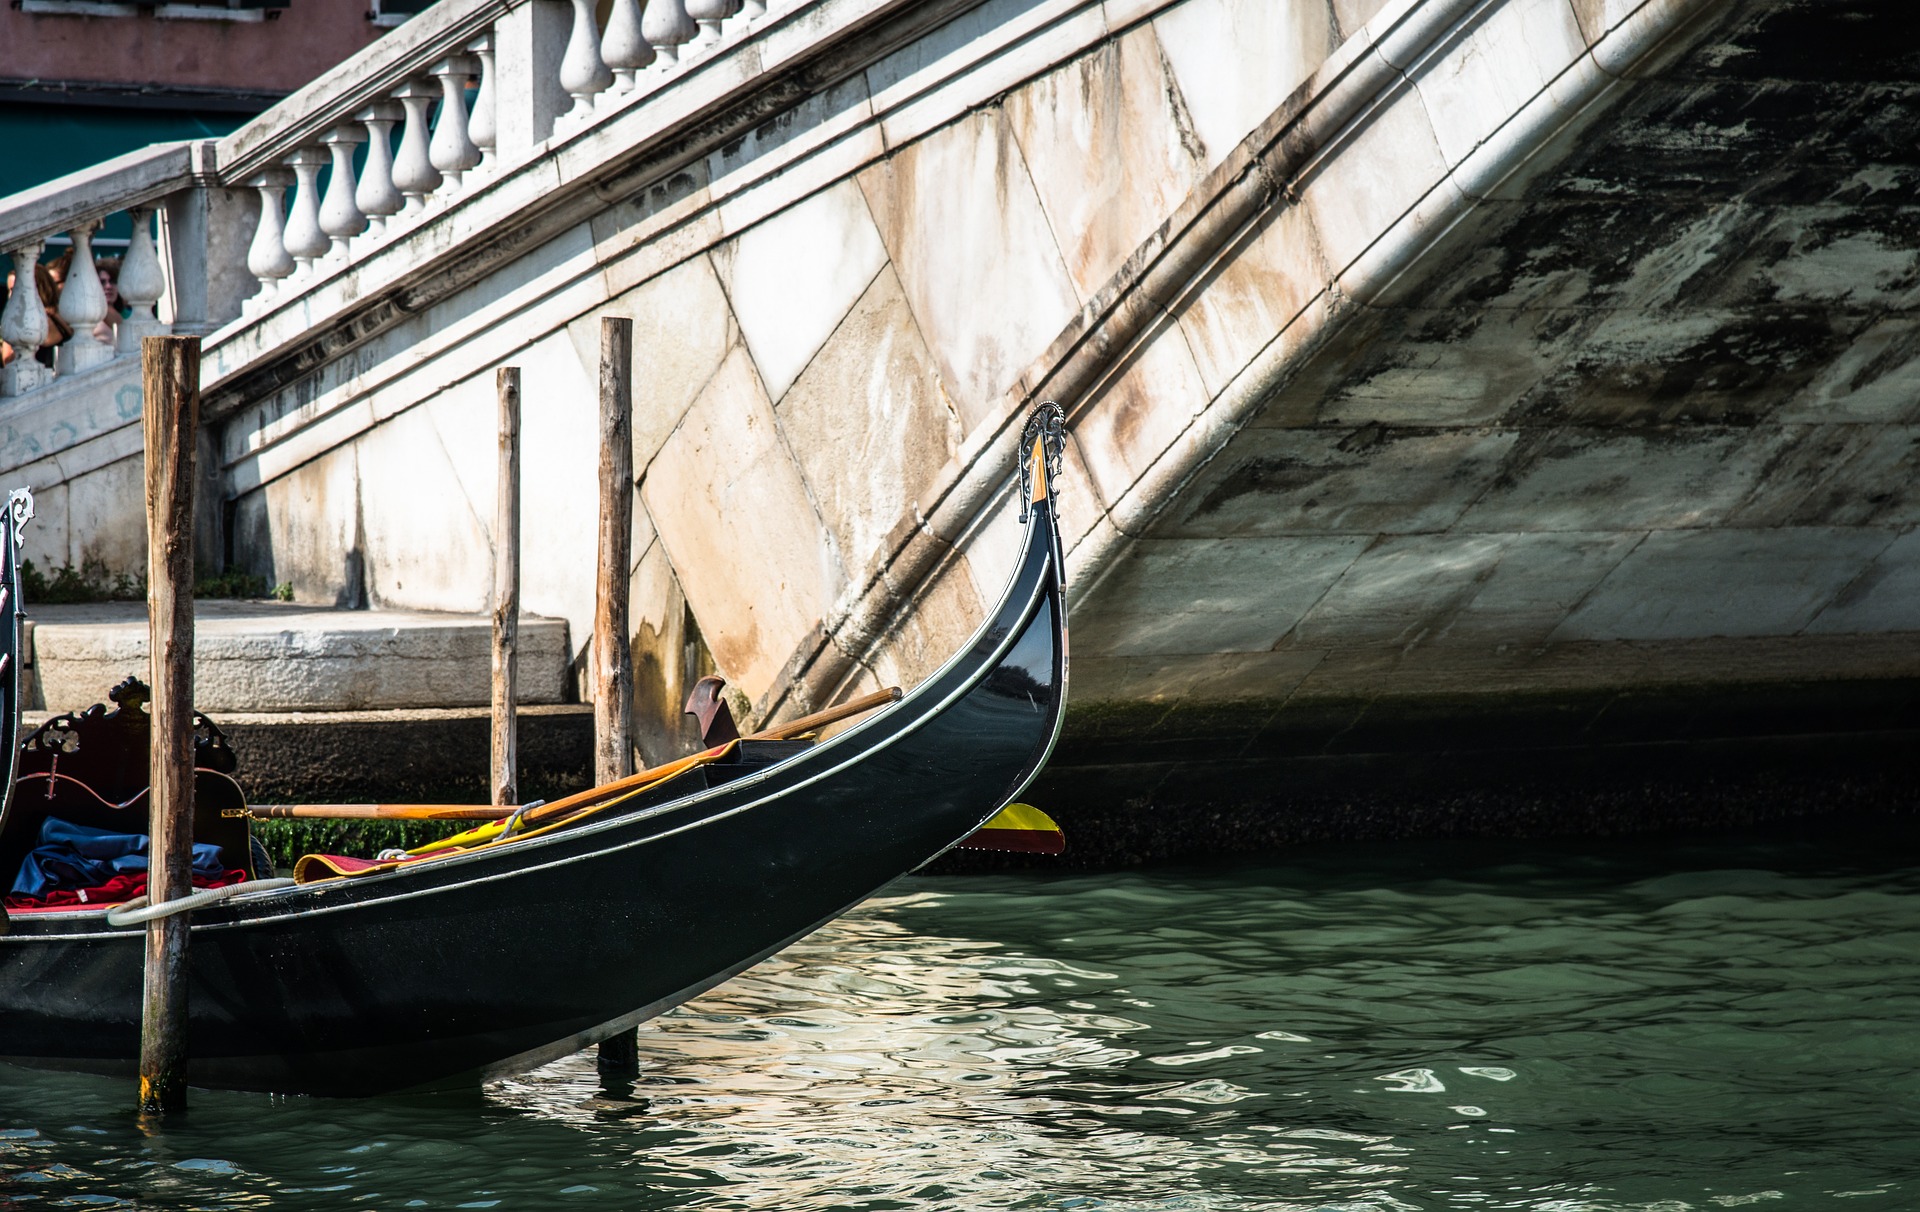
[2,814,1915,1211]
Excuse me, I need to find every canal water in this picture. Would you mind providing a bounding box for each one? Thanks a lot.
[2,814,1915,1210]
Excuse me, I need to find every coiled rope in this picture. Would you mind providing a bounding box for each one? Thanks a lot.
[104,878,298,927]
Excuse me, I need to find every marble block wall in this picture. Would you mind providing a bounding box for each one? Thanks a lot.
[218,0,1397,754]
[1063,0,1920,737]
[0,362,150,579]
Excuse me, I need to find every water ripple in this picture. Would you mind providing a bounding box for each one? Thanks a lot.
[0,823,1915,1210]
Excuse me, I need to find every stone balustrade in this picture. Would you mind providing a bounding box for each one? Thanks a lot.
[229,0,777,321]
[2,204,172,399]
[0,0,786,401]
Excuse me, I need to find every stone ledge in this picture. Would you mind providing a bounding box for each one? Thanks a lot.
[25,600,572,713]
[931,677,1920,871]
[936,741,1920,871]
[938,659,1920,866]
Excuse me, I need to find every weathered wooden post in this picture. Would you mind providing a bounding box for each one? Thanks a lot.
[594,317,640,1078]
[492,366,520,807]
[139,333,200,1117]
[595,317,636,785]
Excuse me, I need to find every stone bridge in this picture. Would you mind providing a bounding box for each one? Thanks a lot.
[2,0,1915,839]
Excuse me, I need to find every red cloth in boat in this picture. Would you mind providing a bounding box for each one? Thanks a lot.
[3,867,249,912]
[293,849,456,879]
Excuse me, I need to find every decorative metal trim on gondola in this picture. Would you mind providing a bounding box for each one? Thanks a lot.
[0,486,31,846]
[1018,400,1066,524]
[7,489,33,548]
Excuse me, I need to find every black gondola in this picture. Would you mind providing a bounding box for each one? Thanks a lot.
[0,405,1070,1096]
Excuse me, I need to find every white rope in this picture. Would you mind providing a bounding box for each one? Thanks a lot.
[105,878,297,927]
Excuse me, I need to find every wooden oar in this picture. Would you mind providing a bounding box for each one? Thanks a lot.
[751,686,901,741]
[232,686,904,822]
[468,686,907,831]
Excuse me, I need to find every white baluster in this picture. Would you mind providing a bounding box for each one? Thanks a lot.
[602,0,655,94]
[393,81,443,213]
[319,125,369,258]
[642,0,695,64]
[281,148,331,283]
[686,0,727,45]
[115,209,169,354]
[742,0,765,18]
[429,56,483,192]
[467,34,498,171]
[1,239,53,396]
[246,171,295,309]
[559,0,612,123]
[355,103,404,236]
[56,221,113,374]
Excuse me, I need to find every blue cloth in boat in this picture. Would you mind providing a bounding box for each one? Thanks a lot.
[10,817,228,897]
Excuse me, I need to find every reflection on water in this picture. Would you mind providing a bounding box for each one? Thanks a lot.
[2,819,1917,1210]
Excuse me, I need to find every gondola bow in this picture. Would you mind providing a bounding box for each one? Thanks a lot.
[0,407,1070,1095]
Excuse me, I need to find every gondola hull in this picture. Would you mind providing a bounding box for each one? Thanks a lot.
[0,481,1067,1096]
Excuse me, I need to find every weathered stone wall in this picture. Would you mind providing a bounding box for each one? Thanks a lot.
[215,0,1403,755]
[0,364,149,577]
[1026,0,1920,820]
[1067,0,1920,726]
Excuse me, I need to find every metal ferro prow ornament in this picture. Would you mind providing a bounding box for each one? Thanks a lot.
[7,488,33,550]
[1019,401,1066,525]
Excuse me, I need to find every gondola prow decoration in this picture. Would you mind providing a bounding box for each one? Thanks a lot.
[1019,400,1066,527]
[0,487,33,938]
[0,488,34,803]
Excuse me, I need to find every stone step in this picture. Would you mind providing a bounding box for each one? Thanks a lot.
[23,601,573,714]
[15,704,598,808]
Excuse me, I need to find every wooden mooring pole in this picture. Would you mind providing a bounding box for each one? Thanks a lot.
[492,366,520,807]
[594,317,640,1079]
[139,334,200,1118]
[595,317,636,787]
